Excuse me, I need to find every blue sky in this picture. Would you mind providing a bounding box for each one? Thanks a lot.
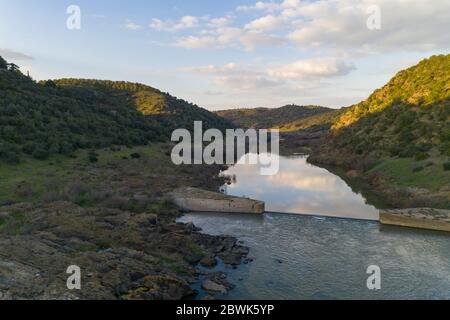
[0,0,449,110]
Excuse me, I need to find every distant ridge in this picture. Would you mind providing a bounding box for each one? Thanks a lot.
[216,104,333,129]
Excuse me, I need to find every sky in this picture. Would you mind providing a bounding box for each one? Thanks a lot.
[0,0,449,110]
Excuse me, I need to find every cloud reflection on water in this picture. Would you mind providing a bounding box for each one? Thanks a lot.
[222,155,379,220]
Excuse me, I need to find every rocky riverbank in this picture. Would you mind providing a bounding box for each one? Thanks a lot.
[0,144,249,300]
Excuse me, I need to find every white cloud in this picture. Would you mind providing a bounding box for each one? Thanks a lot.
[268,58,355,79]
[124,20,142,30]
[149,15,199,32]
[184,62,284,91]
[156,0,450,54]
[287,0,450,53]
[207,17,231,28]
[176,27,286,51]
[183,58,351,94]
[245,15,284,31]
[0,48,33,60]
[236,1,281,12]
[237,0,299,12]
[176,36,217,48]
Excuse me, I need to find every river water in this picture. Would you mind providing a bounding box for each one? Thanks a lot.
[178,154,450,299]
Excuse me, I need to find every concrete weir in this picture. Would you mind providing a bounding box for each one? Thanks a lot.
[169,187,265,214]
[380,208,450,232]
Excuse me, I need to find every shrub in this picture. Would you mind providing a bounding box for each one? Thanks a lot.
[88,154,98,163]
[443,162,450,171]
[414,152,430,161]
[32,147,49,160]
[130,152,141,159]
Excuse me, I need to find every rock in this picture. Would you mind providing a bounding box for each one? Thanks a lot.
[0,212,11,219]
[202,280,227,294]
[346,170,361,178]
[218,253,242,266]
[405,187,430,195]
[0,200,14,206]
[200,256,217,268]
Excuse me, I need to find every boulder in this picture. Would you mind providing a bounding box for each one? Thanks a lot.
[202,280,227,294]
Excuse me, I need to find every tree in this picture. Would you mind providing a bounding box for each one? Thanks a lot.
[7,63,20,72]
[0,56,7,70]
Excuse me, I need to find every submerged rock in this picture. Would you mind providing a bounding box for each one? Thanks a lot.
[200,256,217,268]
[202,280,227,294]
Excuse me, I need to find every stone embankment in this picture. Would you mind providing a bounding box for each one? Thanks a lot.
[170,187,265,214]
[380,208,450,232]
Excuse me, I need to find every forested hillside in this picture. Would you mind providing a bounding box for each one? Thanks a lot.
[0,57,232,163]
[331,54,450,159]
[309,54,450,208]
[216,105,332,129]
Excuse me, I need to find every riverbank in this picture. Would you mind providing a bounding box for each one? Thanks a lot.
[0,143,248,300]
[280,132,450,210]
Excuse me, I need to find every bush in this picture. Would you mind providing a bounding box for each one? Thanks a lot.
[88,154,98,163]
[32,147,49,160]
[0,143,20,164]
[443,162,450,171]
[130,152,141,159]
[414,152,430,161]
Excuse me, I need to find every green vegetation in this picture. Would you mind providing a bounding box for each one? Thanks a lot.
[0,211,29,235]
[369,158,450,192]
[216,104,332,129]
[279,108,345,132]
[307,54,450,208]
[0,56,232,164]
[444,161,450,171]
[0,56,7,70]
[0,144,161,204]
[332,54,450,159]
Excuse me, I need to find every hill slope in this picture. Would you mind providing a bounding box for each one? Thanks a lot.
[0,58,232,163]
[331,54,450,158]
[216,105,332,129]
[310,54,450,208]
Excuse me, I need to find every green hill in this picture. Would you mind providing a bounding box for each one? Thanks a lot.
[331,54,450,158]
[310,54,450,208]
[216,104,332,129]
[0,57,232,163]
[278,108,345,132]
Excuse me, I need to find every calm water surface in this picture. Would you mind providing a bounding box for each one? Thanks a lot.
[221,154,379,220]
[177,154,450,299]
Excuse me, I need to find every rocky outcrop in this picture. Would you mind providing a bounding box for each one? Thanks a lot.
[0,200,249,300]
[380,208,450,232]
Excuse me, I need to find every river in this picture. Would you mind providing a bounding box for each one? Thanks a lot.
[178,154,450,299]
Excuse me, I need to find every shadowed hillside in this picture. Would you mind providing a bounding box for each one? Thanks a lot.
[0,57,232,163]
